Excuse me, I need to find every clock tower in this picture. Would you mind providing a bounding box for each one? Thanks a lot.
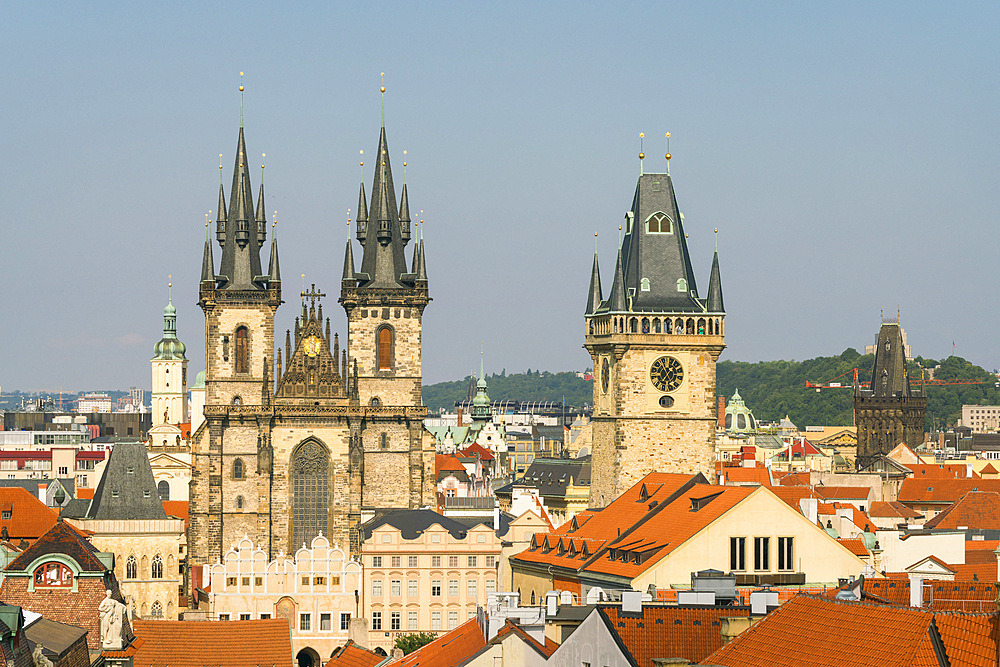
[585,160,725,508]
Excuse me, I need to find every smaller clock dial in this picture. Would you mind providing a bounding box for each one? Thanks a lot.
[650,356,683,393]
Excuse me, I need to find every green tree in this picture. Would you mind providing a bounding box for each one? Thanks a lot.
[394,632,437,655]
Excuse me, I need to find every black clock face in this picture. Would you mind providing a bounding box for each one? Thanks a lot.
[601,358,610,394]
[650,356,683,393]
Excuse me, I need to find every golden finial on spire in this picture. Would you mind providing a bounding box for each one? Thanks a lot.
[380,72,385,93]
[239,72,244,92]
[219,154,223,171]
[638,132,645,174]
[272,211,277,228]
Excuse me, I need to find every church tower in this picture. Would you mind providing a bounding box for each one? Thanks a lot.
[585,159,725,508]
[190,110,282,563]
[854,316,926,468]
[150,285,188,425]
[340,108,431,510]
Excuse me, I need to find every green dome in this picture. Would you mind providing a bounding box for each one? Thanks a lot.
[724,388,757,433]
[153,337,187,360]
[164,302,176,316]
[192,370,206,389]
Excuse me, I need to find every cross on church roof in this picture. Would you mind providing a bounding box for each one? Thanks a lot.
[301,283,325,306]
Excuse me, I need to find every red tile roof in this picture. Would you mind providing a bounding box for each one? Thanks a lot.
[868,501,923,520]
[130,619,292,667]
[391,617,486,667]
[855,577,1000,610]
[704,594,999,667]
[924,492,1000,531]
[907,463,978,479]
[719,467,771,486]
[898,479,1000,505]
[600,604,750,665]
[952,550,997,582]
[495,619,558,658]
[0,488,59,544]
[768,486,817,512]
[837,537,869,557]
[325,641,383,667]
[459,442,495,461]
[966,540,1000,551]
[982,463,999,475]
[778,472,812,486]
[813,486,873,501]
[162,501,189,530]
[75,488,94,500]
[435,454,467,475]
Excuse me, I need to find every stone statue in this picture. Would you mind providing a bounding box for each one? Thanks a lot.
[98,590,126,650]
[32,644,52,667]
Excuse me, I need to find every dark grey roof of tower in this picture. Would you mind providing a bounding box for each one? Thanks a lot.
[342,239,356,281]
[865,323,919,398]
[268,234,280,282]
[255,182,267,239]
[201,234,215,283]
[618,173,703,312]
[606,246,627,312]
[217,127,265,290]
[356,183,368,223]
[410,237,419,274]
[87,442,167,521]
[706,250,724,313]
[399,184,411,224]
[586,251,603,315]
[417,238,427,281]
[215,183,228,244]
[357,127,412,289]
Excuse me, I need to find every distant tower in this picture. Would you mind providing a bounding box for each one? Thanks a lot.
[854,315,926,468]
[585,160,726,508]
[150,289,188,425]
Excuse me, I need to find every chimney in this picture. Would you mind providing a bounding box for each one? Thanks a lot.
[717,396,726,428]
[967,462,973,478]
[37,483,47,504]
[457,406,464,427]
[799,497,818,525]
[909,575,924,607]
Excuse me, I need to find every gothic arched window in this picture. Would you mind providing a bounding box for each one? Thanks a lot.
[291,440,329,550]
[151,555,163,579]
[157,480,170,501]
[377,327,393,371]
[126,555,137,580]
[150,601,163,618]
[235,327,249,374]
[233,458,244,480]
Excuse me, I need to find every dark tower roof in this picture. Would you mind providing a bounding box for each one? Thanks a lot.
[706,249,724,313]
[585,251,603,315]
[863,322,921,399]
[342,239,356,282]
[268,232,280,282]
[606,245,627,312]
[602,173,702,313]
[356,127,413,289]
[87,442,167,521]
[217,127,266,290]
[201,230,215,283]
[417,237,427,282]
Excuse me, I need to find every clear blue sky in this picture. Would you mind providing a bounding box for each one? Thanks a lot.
[2,1,998,392]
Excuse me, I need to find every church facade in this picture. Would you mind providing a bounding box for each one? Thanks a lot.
[584,163,725,508]
[188,112,435,569]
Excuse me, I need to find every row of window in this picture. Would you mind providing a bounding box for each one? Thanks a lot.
[125,554,168,579]
[372,609,473,632]
[225,575,343,589]
[372,578,495,598]
[371,555,496,568]
[300,612,351,632]
[730,537,795,572]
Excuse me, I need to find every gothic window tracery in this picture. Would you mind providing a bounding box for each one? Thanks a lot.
[377,327,393,371]
[233,458,244,480]
[151,555,163,579]
[292,440,329,550]
[126,555,137,579]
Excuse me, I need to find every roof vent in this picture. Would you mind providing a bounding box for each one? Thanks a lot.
[648,500,658,511]
[690,491,724,511]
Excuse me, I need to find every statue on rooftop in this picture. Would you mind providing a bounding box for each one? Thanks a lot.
[99,590,126,650]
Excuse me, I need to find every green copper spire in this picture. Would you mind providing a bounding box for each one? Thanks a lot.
[153,277,187,361]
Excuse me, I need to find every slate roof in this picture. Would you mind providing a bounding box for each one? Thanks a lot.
[87,442,166,520]
[857,322,922,399]
[325,640,384,667]
[361,509,495,542]
[391,617,485,667]
[0,488,59,544]
[704,594,997,666]
[0,479,76,500]
[130,619,292,667]
[899,479,1000,505]
[924,492,1000,531]
[23,617,88,659]
[600,604,750,665]
[518,457,591,498]
[216,127,266,291]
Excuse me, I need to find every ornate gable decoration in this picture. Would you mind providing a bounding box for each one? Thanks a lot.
[275,287,349,400]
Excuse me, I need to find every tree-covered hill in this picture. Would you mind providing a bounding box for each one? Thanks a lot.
[422,370,592,413]
[718,349,1000,430]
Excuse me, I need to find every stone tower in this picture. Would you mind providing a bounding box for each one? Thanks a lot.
[190,119,282,563]
[150,291,188,425]
[340,120,431,511]
[854,317,926,469]
[585,166,725,508]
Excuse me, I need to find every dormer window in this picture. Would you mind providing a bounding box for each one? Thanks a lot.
[676,278,688,293]
[34,562,73,588]
[646,212,673,234]
[640,278,650,292]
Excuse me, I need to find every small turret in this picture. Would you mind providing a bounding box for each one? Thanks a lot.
[376,173,392,246]
[417,238,428,282]
[201,226,215,284]
[216,184,227,247]
[268,233,280,283]
[399,184,411,244]
[256,182,267,246]
[706,249,724,313]
[152,299,187,361]
[356,183,368,246]
[607,246,626,312]
[342,240,356,283]
[585,250,603,315]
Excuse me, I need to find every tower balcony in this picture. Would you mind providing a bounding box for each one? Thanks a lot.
[585,312,725,350]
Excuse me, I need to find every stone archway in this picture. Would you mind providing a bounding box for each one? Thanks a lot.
[296,648,320,667]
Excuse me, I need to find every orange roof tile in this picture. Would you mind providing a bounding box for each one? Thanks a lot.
[131,619,292,667]
[898,479,1000,505]
[162,501,189,531]
[75,488,94,500]
[778,471,812,486]
[982,463,999,474]
[600,604,750,665]
[720,467,771,486]
[813,486,872,500]
[966,540,1000,551]
[837,537,869,557]
[459,442,495,461]
[392,617,485,667]
[868,501,923,520]
[0,488,59,544]
[325,640,383,667]
[768,486,817,511]
[704,594,999,667]
[908,463,978,479]
[924,491,1000,531]
[435,454,467,475]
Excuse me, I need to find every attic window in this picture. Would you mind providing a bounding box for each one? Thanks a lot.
[126,467,134,474]
[640,278,650,292]
[690,491,724,511]
[676,278,688,293]
[33,562,73,588]
[0,511,9,520]
[646,212,673,234]
[111,491,119,498]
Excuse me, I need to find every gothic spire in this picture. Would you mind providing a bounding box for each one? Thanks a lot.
[343,240,356,282]
[215,183,227,247]
[255,181,267,247]
[585,248,603,315]
[417,237,428,282]
[201,224,215,283]
[356,126,411,289]
[356,183,368,246]
[607,245,626,312]
[706,248,724,313]
[399,184,411,244]
[268,230,280,283]
[218,126,265,290]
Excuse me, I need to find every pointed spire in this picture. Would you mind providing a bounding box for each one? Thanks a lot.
[356,183,369,246]
[410,237,419,275]
[342,240,356,282]
[202,222,215,283]
[218,125,265,289]
[399,184,411,244]
[417,237,428,282]
[607,244,627,312]
[586,234,603,315]
[255,175,267,246]
[268,230,281,283]
[706,230,724,313]
[375,164,392,246]
[216,183,227,247]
